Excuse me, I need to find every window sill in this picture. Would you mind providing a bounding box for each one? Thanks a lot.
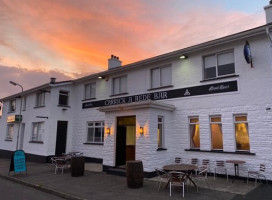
[82,98,96,101]
[185,148,255,155]
[157,148,167,151]
[29,141,44,144]
[83,142,104,146]
[57,105,70,108]
[5,139,12,142]
[148,85,174,91]
[34,106,45,109]
[200,74,239,82]
[110,92,129,97]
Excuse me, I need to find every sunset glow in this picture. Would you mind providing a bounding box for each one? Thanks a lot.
[0,0,268,97]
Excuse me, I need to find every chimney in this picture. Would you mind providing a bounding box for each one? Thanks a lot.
[50,77,56,84]
[108,54,122,69]
[264,1,272,24]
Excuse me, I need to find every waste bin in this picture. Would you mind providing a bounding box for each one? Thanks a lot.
[71,156,85,177]
[126,160,144,188]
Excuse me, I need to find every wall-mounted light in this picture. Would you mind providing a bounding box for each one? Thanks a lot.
[106,127,110,135]
[98,76,105,79]
[139,127,144,135]
[179,55,188,59]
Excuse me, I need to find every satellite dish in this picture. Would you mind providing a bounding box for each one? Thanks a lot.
[243,40,253,67]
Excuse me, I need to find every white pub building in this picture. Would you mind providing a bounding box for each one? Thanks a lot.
[1,3,272,179]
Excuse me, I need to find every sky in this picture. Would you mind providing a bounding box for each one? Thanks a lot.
[0,0,269,98]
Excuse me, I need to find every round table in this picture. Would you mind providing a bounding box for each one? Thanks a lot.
[163,164,198,189]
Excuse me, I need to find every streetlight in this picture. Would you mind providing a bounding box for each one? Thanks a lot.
[9,81,23,150]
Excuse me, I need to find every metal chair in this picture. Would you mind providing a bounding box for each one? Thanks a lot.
[190,158,199,174]
[54,158,66,174]
[174,157,182,164]
[192,168,210,191]
[214,160,228,181]
[247,163,267,186]
[169,171,187,198]
[154,168,170,191]
[199,159,210,172]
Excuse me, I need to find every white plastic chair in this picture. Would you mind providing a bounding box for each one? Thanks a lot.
[54,158,66,174]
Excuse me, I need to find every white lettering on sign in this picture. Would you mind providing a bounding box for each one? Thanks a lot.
[184,89,190,96]
[209,84,230,92]
[134,94,151,102]
[105,98,126,106]
[154,92,168,100]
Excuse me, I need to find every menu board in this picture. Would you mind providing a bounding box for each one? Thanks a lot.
[9,150,27,175]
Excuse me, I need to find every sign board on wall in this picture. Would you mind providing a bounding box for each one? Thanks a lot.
[82,80,238,109]
[7,115,22,123]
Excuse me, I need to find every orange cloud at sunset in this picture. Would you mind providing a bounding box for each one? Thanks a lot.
[0,0,266,97]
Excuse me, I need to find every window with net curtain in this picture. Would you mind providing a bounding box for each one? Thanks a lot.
[204,51,235,79]
[151,65,171,89]
[189,117,200,149]
[234,115,250,151]
[210,116,223,150]
[87,121,104,143]
[113,76,127,95]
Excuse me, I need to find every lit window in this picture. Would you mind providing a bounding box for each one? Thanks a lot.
[189,117,200,149]
[85,82,96,99]
[234,115,250,151]
[87,121,104,143]
[157,116,164,148]
[210,116,223,150]
[35,92,45,107]
[9,100,16,112]
[6,124,14,140]
[112,76,127,95]
[151,65,171,88]
[204,51,235,79]
[32,122,44,142]
[59,91,69,106]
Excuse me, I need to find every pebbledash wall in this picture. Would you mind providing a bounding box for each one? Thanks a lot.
[1,3,272,179]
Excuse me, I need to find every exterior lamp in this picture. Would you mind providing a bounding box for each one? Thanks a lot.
[98,76,105,79]
[139,127,144,135]
[106,127,110,135]
[179,55,188,59]
[9,81,24,150]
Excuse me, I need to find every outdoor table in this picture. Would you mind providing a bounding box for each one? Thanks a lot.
[226,160,246,182]
[163,164,198,189]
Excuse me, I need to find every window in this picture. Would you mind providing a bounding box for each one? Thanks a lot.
[58,91,69,106]
[112,76,127,95]
[22,96,26,111]
[9,99,16,112]
[234,115,250,151]
[189,117,200,149]
[210,116,223,150]
[151,65,171,88]
[35,92,45,107]
[87,122,104,143]
[6,124,14,140]
[32,122,44,142]
[204,51,235,79]
[85,82,96,99]
[157,116,164,148]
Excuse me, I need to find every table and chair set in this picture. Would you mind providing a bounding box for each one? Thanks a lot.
[155,157,269,198]
[51,152,83,174]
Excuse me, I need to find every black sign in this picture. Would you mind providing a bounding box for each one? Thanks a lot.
[82,80,238,109]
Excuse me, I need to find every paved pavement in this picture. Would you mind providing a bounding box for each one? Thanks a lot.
[0,158,271,200]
